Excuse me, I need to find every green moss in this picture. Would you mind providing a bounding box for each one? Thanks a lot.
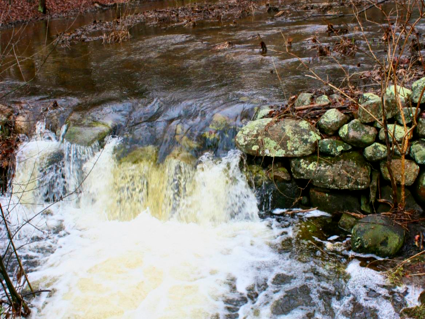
[118,146,158,164]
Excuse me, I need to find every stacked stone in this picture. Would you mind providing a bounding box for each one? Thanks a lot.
[236,79,425,257]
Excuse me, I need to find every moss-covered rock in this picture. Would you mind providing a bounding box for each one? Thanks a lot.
[317,109,349,135]
[266,164,291,182]
[384,85,411,114]
[235,118,321,157]
[118,146,158,165]
[411,77,425,105]
[363,142,388,162]
[318,139,352,156]
[351,214,405,257]
[295,92,313,107]
[339,119,377,147]
[316,95,330,105]
[338,213,359,232]
[254,106,272,120]
[380,159,420,186]
[290,151,371,190]
[410,139,425,165]
[357,93,383,123]
[309,187,361,214]
[395,107,419,125]
[416,117,425,138]
[379,124,406,143]
[64,123,111,147]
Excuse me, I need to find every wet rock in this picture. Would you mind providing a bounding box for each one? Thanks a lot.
[64,123,111,146]
[411,77,425,105]
[395,107,419,125]
[317,109,349,135]
[338,213,359,232]
[294,92,313,107]
[363,143,388,162]
[377,185,423,214]
[235,118,320,157]
[378,124,406,143]
[272,273,294,285]
[380,159,420,186]
[319,139,352,156]
[351,214,405,257]
[416,117,425,138]
[117,146,158,164]
[309,187,361,214]
[339,119,377,147]
[290,152,371,190]
[271,285,312,316]
[316,95,330,105]
[414,171,425,204]
[410,139,425,165]
[357,93,383,123]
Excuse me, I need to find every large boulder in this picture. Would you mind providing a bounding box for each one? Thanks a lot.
[318,139,352,156]
[363,142,387,162]
[235,118,321,157]
[309,188,361,214]
[290,152,371,190]
[339,119,377,147]
[317,109,349,135]
[410,139,425,165]
[380,159,420,186]
[411,77,425,105]
[351,214,405,257]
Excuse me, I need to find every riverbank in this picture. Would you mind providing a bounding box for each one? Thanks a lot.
[0,0,129,27]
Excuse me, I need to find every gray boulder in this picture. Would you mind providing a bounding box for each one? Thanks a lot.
[317,109,349,135]
[235,118,321,157]
[363,143,388,162]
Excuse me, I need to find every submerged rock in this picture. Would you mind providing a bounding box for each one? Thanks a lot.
[339,119,377,147]
[351,214,405,257]
[295,92,313,107]
[290,152,371,190]
[235,118,320,157]
[309,187,361,214]
[317,109,349,135]
[410,139,425,165]
[411,77,425,105]
[380,159,420,186]
[319,139,352,156]
[363,143,388,162]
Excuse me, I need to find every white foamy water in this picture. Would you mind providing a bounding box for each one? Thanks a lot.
[0,125,420,319]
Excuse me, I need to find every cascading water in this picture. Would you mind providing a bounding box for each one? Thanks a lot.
[1,124,421,319]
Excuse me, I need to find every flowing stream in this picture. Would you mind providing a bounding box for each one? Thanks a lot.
[0,0,423,318]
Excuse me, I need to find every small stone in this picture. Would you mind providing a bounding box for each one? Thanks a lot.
[363,143,388,162]
[410,139,425,165]
[411,77,425,105]
[358,93,383,123]
[379,124,406,143]
[318,139,352,156]
[416,117,425,138]
[318,109,349,135]
[295,93,313,107]
[316,95,330,105]
[380,159,420,186]
[309,188,361,214]
[339,213,359,232]
[339,119,377,147]
[395,107,419,125]
[254,106,272,120]
[291,152,371,190]
[351,214,405,257]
